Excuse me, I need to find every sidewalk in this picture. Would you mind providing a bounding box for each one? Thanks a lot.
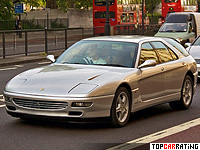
[0,50,64,67]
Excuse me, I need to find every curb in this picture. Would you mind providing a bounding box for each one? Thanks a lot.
[0,50,64,67]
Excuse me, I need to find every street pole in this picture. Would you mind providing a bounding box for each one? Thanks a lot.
[152,0,154,22]
[18,0,21,23]
[142,0,144,35]
[104,0,110,35]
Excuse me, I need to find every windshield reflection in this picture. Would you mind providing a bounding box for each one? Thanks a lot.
[56,40,137,68]
[159,23,187,32]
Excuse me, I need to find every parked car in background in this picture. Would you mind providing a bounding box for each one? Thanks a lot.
[3,36,198,127]
[155,12,200,45]
[185,35,200,78]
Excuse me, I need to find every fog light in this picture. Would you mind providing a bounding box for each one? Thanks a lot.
[72,102,93,107]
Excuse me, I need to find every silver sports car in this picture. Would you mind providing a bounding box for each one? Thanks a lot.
[3,36,198,127]
[185,35,200,78]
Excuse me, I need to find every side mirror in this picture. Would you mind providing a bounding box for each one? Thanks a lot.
[138,60,156,69]
[184,43,191,48]
[47,55,55,63]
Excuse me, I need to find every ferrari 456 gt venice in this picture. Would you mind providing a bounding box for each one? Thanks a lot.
[3,36,198,127]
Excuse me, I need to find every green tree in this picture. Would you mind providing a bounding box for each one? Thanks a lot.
[56,0,92,12]
[75,0,93,9]
[145,0,161,14]
[0,0,14,19]
[22,0,46,8]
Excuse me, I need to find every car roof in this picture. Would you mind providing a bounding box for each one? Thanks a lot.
[167,12,200,15]
[82,35,164,43]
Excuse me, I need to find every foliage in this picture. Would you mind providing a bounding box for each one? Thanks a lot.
[22,0,46,7]
[56,0,92,11]
[0,0,14,19]
[145,0,161,14]
[74,0,93,9]
[51,19,66,28]
[56,0,69,12]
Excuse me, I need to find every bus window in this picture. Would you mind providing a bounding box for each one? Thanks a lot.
[95,12,115,19]
[129,13,133,22]
[164,0,178,3]
[121,14,127,23]
[95,0,115,6]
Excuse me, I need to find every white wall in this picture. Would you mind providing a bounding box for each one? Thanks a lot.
[21,9,93,28]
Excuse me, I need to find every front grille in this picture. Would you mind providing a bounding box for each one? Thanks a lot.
[13,98,68,110]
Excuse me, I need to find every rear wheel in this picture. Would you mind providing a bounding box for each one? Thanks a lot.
[110,87,131,127]
[169,75,193,110]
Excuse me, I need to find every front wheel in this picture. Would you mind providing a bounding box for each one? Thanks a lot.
[110,87,131,127]
[169,75,193,110]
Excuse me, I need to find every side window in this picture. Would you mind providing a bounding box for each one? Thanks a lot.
[139,43,159,65]
[151,42,174,63]
[168,48,178,60]
[164,38,189,56]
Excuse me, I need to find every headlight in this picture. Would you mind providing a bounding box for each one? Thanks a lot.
[5,79,27,92]
[69,83,98,94]
[176,38,183,43]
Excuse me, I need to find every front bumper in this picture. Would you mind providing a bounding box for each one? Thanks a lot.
[3,91,114,119]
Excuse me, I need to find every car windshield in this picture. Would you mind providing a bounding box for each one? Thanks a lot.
[192,36,200,46]
[159,23,187,32]
[56,40,137,68]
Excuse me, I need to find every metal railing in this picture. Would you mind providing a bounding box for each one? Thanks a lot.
[0,27,93,58]
[0,24,159,58]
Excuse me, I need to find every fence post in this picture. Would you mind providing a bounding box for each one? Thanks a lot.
[65,29,67,50]
[93,28,95,37]
[82,28,84,39]
[14,34,16,50]
[25,31,28,56]
[128,25,130,35]
[45,29,48,54]
[55,35,57,46]
[3,33,5,58]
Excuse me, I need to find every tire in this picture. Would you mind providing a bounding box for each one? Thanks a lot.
[110,87,131,127]
[169,75,193,110]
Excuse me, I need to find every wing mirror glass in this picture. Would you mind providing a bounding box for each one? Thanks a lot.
[184,43,191,48]
[138,60,156,69]
[47,55,55,63]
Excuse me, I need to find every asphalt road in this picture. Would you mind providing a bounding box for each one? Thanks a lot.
[0,61,200,150]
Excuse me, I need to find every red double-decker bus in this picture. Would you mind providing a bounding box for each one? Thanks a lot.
[162,0,198,21]
[93,0,145,35]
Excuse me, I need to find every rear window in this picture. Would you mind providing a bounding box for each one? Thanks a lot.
[166,14,190,23]
[95,12,115,18]
[164,0,178,3]
[95,0,114,6]
[164,38,189,56]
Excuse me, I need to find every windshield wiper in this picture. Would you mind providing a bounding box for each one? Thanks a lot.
[164,30,175,32]
[97,64,127,67]
[175,30,185,32]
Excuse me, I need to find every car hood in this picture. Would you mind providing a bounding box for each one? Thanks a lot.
[5,64,136,97]
[154,32,188,40]
[188,46,200,60]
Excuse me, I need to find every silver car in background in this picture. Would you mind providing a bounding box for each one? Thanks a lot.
[3,36,198,127]
[185,35,200,78]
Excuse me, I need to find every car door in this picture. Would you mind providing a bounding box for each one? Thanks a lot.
[151,41,186,98]
[137,42,165,101]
